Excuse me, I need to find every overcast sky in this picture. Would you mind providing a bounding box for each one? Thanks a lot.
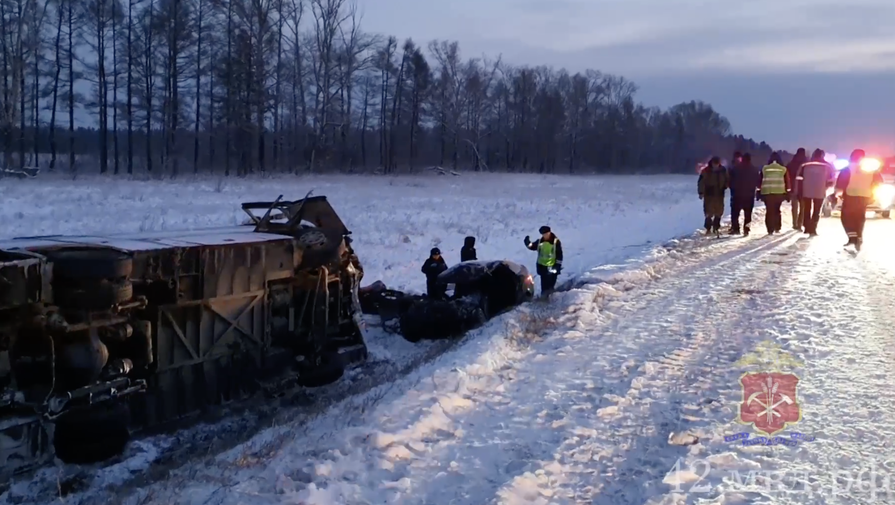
[356,0,895,156]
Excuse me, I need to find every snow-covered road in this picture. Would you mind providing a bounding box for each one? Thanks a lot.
[660,217,895,505]
[25,212,889,505]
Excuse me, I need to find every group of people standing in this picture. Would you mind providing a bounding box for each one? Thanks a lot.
[421,226,565,299]
[698,147,882,249]
[697,150,799,237]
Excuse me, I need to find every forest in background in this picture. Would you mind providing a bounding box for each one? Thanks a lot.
[0,0,781,177]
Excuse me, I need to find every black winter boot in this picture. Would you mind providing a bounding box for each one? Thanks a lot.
[743,225,750,236]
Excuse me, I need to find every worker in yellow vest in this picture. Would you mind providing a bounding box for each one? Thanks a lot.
[757,152,792,235]
[524,226,563,297]
[834,149,883,251]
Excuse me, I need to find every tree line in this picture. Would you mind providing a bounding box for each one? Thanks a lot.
[0,0,778,177]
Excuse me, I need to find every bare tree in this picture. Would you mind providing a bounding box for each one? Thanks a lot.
[306,0,350,172]
[110,0,120,173]
[16,2,778,176]
[46,0,65,170]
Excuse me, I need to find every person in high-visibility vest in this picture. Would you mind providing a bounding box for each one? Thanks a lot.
[757,151,791,235]
[834,149,883,251]
[524,226,563,297]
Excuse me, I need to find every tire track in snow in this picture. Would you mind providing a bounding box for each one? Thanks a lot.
[389,230,800,505]
[484,231,803,504]
[647,220,895,505]
[626,236,810,504]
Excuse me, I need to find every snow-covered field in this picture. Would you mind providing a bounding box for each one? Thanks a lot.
[1,172,705,504]
[0,172,700,293]
[8,174,891,505]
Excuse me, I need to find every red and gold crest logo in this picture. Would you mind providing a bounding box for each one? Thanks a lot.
[734,342,804,436]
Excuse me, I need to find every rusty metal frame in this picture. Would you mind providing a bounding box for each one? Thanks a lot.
[157,290,265,370]
[242,190,314,233]
[241,193,351,237]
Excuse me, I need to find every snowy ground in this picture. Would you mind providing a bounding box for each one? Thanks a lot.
[5,181,892,505]
[63,211,892,505]
[7,173,893,505]
[0,172,709,503]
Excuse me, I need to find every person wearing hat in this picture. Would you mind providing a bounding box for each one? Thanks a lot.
[421,247,448,299]
[834,148,883,250]
[524,226,563,296]
[698,156,730,236]
[460,236,477,262]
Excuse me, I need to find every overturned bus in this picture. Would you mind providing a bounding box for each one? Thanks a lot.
[0,195,368,478]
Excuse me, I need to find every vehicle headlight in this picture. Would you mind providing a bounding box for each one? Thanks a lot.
[861,158,882,172]
[874,184,895,207]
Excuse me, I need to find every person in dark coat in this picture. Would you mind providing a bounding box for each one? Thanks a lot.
[728,152,760,235]
[786,147,808,230]
[697,156,730,235]
[524,226,563,297]
[728,151,743,220]
[421,247,448,299]
[460,236,477,261]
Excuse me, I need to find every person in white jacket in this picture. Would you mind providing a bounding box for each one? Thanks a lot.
[795,148,835,236]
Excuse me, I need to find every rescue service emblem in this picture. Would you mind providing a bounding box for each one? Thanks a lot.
[737,371,801,436]
[733,341,805,437]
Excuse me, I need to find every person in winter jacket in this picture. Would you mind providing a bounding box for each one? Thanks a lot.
[697,156,730,235]
[758,152,791,234]
[728,152,760,235]
[524,226,563,297]
[421,247,448,299]
[460,236,477,262]
[728,151,743,219]
[796,148,835,236]
[786,147,808,230]
[835,149,883,250]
